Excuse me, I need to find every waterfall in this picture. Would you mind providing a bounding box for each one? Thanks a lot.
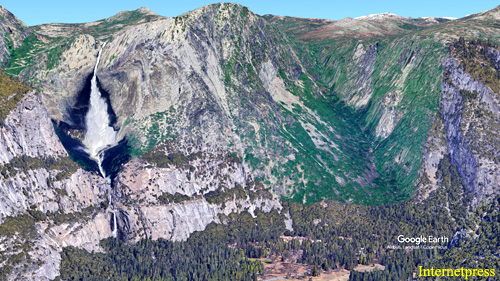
[77,43,121,238]
[108,194,118,238]
[82,42,117,178]
[111,211,118,238]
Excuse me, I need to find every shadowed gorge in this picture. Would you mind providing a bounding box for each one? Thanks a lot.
[53,47,130,180]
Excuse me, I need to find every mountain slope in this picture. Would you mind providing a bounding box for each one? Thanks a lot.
[4,3,500,207]
[19,3,368,204]
[266,5,500,205]
[0,5,33,67]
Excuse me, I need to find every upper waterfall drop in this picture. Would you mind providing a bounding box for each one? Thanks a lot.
[82,43,117,177]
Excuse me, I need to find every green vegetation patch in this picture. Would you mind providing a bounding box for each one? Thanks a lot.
[4,33,45,76]
[0,69,31,125]
[46,205,99,226]
[157,192,193,204]
[0,155,79,181]
[451,38,500,92]
[275,35,446,204]
[140,142,202,170]
[0,214,36,238]
[0,215,37,279]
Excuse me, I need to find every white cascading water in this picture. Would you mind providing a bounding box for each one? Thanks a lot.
[84,44,119,237]
[111,210,118,238]
[82,42,117,178]
[109,194,117,238]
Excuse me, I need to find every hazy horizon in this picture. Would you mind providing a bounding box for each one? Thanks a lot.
[1,0,497,26]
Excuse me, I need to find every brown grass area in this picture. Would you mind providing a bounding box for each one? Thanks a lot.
[258,261,384,281]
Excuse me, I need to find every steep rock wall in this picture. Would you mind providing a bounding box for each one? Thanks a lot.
[0,91,108,281]
[440,57,500,204]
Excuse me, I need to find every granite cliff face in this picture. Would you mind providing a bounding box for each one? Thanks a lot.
[0,89,108,280]
[0,90,106,221]
[417,41,500,205]
[33,4,347,204]
[0,81,282,280]
[0,3,500,280]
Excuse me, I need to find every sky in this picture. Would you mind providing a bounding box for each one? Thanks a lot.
[1,0,498,26]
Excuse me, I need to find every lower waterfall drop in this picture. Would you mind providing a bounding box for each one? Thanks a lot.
[111,211,118,238]
[82,42,117,178]
[108,194,118,238]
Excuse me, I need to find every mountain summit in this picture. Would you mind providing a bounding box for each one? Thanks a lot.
[355,12,404,20]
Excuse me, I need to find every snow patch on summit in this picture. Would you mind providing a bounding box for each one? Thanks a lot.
[355,13,403,21]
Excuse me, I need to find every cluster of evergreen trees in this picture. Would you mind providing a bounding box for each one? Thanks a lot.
[60,238,263,281]
[58,148,499,280]
[57,195,460,281]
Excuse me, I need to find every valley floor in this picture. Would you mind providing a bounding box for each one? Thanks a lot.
[259,262,385,281]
